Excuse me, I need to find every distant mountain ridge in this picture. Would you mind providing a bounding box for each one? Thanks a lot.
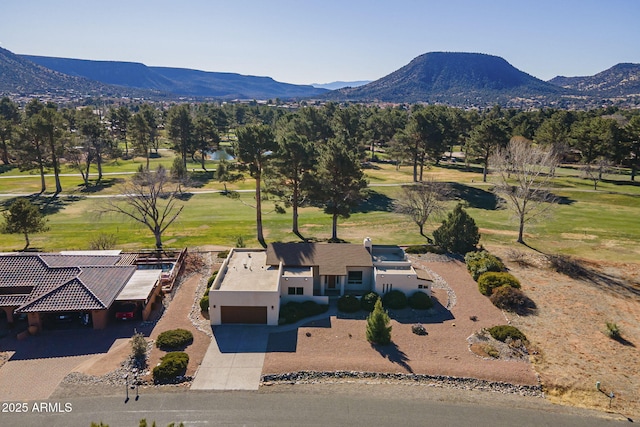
[325,52,568,106]
[549,63,640,97]
[21,54,328,100]
[311,80,371,90]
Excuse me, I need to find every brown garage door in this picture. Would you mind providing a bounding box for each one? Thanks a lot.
[221,306,267,324]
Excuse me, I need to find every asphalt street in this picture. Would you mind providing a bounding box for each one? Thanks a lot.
[0,389,623,427]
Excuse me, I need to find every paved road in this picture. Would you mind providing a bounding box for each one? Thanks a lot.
[0,389,621,427]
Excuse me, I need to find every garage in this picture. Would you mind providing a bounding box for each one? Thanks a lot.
[221,306,267,324]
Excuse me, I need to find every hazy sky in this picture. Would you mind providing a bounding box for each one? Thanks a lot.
[2,0,639,85]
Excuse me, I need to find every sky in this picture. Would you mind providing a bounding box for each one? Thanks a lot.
[2,0,640,85]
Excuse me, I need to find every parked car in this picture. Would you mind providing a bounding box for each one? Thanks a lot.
[54,312,76,323]
[115,302,138,320]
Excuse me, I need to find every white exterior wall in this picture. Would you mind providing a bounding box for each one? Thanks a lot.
[344,267,373,293]
[280,275,314,300]
[210,290,280,326]
[374,267,431,297]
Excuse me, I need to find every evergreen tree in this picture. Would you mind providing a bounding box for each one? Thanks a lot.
[1,198,49,250]
[432,204,480,254]
[366,299,392,345]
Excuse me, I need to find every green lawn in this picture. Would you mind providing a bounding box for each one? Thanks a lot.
[1,160,639,262]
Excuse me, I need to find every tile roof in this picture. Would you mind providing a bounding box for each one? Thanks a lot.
[0,253,136,313]
[266,243,372,276]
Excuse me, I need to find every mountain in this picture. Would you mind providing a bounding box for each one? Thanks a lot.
[0,46,125,98]
[21,54,328,100]
[549,63,640,97]
[311,80,371,90]
[324,52,568,106]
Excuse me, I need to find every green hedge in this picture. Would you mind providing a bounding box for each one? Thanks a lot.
[155,329,194,350]
[337,295,361,313]
[382,290,408,310]
[405,245,445,255]
[152,351,189,382]
[199,294,209,312]
[408,291,434,310]
[360,292,379,312]
[465,251,505,281]
[487,325,527,342]
[279,301,329,324]
[477,272,521,296]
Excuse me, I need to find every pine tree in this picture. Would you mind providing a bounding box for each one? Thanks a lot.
[366,299,392,345]
[1,198,49,250]
[432,204,480,254]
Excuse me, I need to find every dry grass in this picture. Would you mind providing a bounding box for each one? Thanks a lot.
[490,245,640,417]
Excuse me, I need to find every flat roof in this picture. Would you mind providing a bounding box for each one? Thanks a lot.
[217,250,280,292]
[116,269,161,301]
[60,250,122,256]
[375,266,416,275]
[282,267,313,277]
[371,246,406,262]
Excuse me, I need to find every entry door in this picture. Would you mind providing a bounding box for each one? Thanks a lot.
[327,275,336,289]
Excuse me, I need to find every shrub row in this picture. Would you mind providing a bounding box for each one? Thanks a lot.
[337,290,433,312]
[200,271,218,312]
[155,329,194,350]
[405,245,445,255]
[152,351,189,383]
[279,301,329,325]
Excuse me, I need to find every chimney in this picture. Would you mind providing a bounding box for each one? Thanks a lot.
[363,237,372,253]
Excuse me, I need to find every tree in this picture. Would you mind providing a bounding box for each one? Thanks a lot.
[469,118,510,182]
[490,138,559,244]
[14,113,49,193]
[314,135,368,242]
[432,204,480,254]
[570,116,618,164]
[193,115,219,171]
[394,178,448,241]
[271,114,316,239]
[366,299,392,345]
[103,166,184,249]
[0,97,20,165]
[108,106,131,157]
[625,115,640,181]
[1,198,49,250]
[166,104,194,169]
[581,156,610,190]
[235,124,277,248]
[77,107,111,184]
[34,102,66,193]
[130,113,152,169]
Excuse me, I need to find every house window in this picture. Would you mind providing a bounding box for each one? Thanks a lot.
[296,287,304,295]
[347,271,363,285]
[418,284,423,289]
[288,287,304,295]
[288,287,296,295]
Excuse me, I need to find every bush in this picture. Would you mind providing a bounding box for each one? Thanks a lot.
[360,292,380,312]
[432,204,480,254]
[366,299,392,345]
[130,332,147,364]
[405,245,445,255]
[408,291,434,310]
[605,322,621,340]
[152,351,189,382]
[465,250,505,281]
[279,301,329,324]
[155,329,194,350]
[489,285,536,314]
[382,290,408,310]
[487,325,527,343]
[477,272,520,296]
[337,295,361,313]
[218,250,229,259]
[199,294,209,312]
[206,271,218,288]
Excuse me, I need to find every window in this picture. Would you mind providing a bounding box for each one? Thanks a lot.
[288,287,304,295]
[347,271,363,285]
[288,287,296,295]
[296,287,304,295]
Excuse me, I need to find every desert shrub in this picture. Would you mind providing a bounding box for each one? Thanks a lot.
[477,272,520,296]
[155,329,194,350]
[360,292,380,312]
[130,332,148,364]
[412,324,427,335]
[489,285,536,314]
[605,322,621,340]
[408,291,434,309]
[152,351,189,382]
[279,301,328,324]
[465,250,505,281]
[337,295,361,313]
[487,325,527,343]
[206,271,218,288]
[483,344,499,358]
[405,245,445,255]
[382,290,408,310]
[199,294,209,312]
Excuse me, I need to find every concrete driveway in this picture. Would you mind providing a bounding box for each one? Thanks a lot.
[190,325,269,391]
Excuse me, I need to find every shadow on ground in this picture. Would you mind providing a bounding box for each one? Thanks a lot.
[372,341,413,373]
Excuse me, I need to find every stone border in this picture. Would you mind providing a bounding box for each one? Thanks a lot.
[262,371,543,398]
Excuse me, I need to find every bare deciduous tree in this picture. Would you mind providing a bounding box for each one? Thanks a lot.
[490,138,559,244]
[394,178,448,242]
[103,166,184,249]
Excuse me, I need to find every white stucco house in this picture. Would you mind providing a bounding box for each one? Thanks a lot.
[209,238,431,325]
